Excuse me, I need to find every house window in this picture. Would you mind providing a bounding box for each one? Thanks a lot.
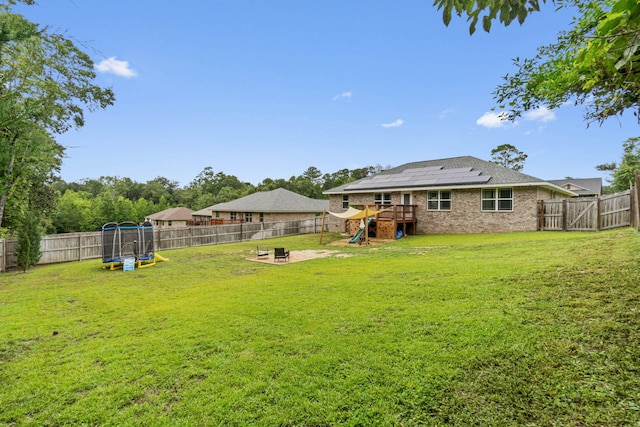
[342,194,349,210]
[427,191,452,211]
[259,212,264,222]
[245,212,253,223]
[230,212,237,220]
[168,221,172,227]
[482,188,513,211]
[374,193,391,205]
[215,211,220,218]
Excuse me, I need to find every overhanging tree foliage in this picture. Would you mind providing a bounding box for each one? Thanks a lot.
[0,2,115,229]
[495,0,640,125]
[436,0,640,127]
[434,0,547,35]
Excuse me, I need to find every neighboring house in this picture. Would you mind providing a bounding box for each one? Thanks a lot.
[145,207,194,229]
[192,188,329,224]
[323,156,577,235]
[547,178,602,197]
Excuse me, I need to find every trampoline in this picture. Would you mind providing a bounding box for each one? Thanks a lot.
[101,221,156,270]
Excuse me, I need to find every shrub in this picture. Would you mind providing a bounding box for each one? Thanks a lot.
[15,213,42,272]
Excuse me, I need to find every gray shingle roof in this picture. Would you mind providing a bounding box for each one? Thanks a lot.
[324,156,560,194]
[146,207,194,221]
[548,178,602,196]
[193,188,329,216]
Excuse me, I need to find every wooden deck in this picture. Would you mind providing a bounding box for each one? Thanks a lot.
[361,204,417,238]
[372,204,417,223]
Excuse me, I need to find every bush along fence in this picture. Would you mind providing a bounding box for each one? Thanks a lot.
[0,217,326,273]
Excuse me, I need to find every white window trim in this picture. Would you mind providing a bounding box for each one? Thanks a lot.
[374,192,391,205]
[481,188,514,212]
[427,190,452,211]
[342,194,349,210]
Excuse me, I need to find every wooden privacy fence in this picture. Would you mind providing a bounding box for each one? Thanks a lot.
[537,190,633,231]
[0,217,326,272]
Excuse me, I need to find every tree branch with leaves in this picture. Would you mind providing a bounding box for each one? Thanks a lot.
[436,0,640,127]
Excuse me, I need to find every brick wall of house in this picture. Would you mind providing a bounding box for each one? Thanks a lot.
[147,219,189,229]
[261,212,321,223]
[415,187,549,234]
[329,187,553,234]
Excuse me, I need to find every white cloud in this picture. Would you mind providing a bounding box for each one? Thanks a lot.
[438,108,454,119]
[333,91,352,101]
[476,111,510,129]
[524,106,556,123]
[95,56,137,78]
[381,118,404,128]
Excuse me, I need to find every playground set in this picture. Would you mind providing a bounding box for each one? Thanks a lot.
[101,221,166,270]
[321,205,414,245]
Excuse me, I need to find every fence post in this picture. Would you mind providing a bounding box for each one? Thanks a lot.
[562,199,568,231]
[0,238,5,273]
[537,200,544,231]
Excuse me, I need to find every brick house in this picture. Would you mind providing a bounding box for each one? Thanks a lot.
[323,156,576,235]
[192,188,329,224]
[145,207,195,229]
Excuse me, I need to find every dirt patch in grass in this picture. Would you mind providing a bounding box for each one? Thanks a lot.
[247,249,344,265]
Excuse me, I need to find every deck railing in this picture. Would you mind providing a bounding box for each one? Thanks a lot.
[364,204,417,222]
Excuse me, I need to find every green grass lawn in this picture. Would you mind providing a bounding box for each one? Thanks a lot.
[1,229,640,426]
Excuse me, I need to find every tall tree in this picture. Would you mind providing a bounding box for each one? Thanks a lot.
[301,166,323,185]
[52,189,94,233]
[1,122,62,227]
[142,176,180,205]
[0,2,115,228]
[597,137,640,191]
[490,144,528,171]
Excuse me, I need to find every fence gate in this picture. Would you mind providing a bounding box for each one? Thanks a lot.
[538,190,631,231]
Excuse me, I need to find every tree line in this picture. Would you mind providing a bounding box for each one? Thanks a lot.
[47,165,382,234]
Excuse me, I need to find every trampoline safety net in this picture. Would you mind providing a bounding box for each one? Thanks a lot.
[101,221,155,264]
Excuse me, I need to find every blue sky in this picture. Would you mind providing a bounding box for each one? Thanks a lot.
[17,1,637,187]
